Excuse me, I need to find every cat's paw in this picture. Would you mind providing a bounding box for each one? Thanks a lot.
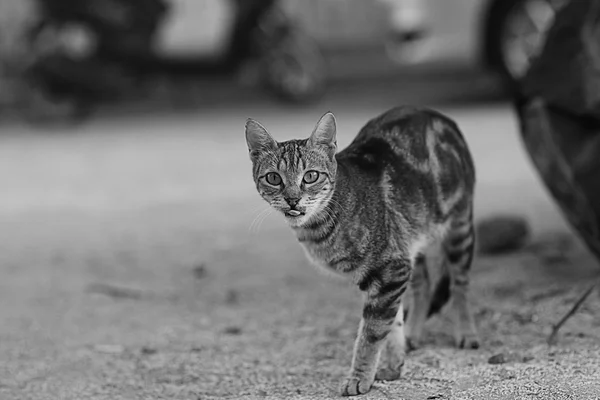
[456,332,480,349]
[340,375,374,396]
[375,367,402,381]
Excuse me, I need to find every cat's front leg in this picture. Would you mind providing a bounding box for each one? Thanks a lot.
[341,264,409,396]
[375,301,406,381]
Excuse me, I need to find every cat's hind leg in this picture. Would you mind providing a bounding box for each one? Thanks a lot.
[445,213,480,349]
[404,253,431,350]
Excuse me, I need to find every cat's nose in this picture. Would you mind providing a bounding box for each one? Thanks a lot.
[285,197,301,208]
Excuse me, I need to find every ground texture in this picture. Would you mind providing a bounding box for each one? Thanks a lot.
[1,86,599,400]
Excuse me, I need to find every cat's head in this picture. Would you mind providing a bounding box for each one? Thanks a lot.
[245,112,337,228]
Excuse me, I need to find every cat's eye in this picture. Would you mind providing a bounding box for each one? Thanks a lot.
[303,170,319,184]
[265,172,282,186]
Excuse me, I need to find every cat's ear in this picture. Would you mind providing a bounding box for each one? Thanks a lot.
[245,118,277,158]
[309,112,337,158]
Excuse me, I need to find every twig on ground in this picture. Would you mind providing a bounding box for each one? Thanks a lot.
[547,281,598,345]
[86,283,143,300]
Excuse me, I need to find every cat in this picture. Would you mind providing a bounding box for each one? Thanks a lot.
[245,106,480,396]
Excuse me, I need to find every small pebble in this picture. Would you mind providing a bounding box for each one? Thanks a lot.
[141,346,157,355]
[512,311,538,325]
[488,353,507,364]
[193,264,207,279]
[499,369,516,380]
[223,326,242,335]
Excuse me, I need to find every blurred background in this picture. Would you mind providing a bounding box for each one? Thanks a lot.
[3,1,599,399]
[0,0,565,118]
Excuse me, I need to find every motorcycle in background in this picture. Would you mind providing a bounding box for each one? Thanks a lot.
[18,0,327,125]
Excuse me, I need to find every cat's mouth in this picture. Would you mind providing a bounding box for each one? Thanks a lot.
[285,209,305,218]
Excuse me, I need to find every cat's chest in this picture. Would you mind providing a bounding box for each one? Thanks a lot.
[300,242,352,277]
[295,224,372,276]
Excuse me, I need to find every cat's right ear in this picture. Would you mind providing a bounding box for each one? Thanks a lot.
[245,118,277,159]
[309,112,337,159]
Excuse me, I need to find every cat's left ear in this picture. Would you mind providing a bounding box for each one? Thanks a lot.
[309,112,337,158]
[245,118,277,158]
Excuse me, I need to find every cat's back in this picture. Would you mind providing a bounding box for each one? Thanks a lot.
[338,106,475,188]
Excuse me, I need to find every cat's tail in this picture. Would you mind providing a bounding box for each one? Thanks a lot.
[427,272,450,317]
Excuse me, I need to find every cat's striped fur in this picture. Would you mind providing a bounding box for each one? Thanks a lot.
[245,106,479,396]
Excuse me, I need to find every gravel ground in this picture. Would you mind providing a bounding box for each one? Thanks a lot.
[1,100,599,400]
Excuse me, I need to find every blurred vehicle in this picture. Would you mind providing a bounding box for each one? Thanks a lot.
[382,0,569,86]
[20,0,326,125]
[152,0,326,104]
[19,0,168,125]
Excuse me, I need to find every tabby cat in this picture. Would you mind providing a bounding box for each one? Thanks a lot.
[245,107,479,396]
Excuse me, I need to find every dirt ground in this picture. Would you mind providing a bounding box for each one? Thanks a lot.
[1,97,599,400]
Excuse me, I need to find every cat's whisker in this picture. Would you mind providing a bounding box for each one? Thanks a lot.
[254,213,273,233]
[311,203,335,226]
[321,210,335,225]
[326,197,346,213]
[324,207,338,225]
[249,207,272,233]
[253,208,274,232]
[318,198,338,221]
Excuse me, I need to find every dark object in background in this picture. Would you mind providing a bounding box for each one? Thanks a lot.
[20,0,169,124]
[483,0,568,89]
[513,0,600,343]
[515,0,600,263]
[154,0,326,104]
[20,0,326,125]
[476,215,530,255]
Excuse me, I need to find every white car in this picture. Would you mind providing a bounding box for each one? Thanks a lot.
[379,0,568,84]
